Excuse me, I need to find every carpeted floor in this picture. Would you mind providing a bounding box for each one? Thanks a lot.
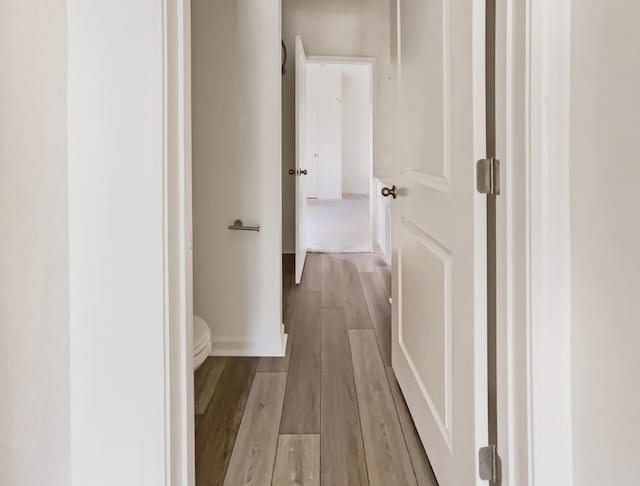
[307,194,371,253]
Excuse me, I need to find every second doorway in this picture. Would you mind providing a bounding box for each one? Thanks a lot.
[304,59,374,253]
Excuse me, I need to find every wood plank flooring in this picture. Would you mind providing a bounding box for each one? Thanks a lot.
[272,434,320,486]
[194,253,437,486]
[359,272,392,366]
[280,290,321,434]
[320,306,368,486]
[349,329,417,486]
[195,358,258,486]
[224,372,288,485]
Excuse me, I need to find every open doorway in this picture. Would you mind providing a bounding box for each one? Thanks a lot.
[303,59,374,253]
[185,2,432,485]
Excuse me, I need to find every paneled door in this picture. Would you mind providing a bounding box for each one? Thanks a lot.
[295,35,308,283]
[389,1,488,485]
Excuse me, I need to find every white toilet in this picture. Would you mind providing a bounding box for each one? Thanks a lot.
[193,315,212,370]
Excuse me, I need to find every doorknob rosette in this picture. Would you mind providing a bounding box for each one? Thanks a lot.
[381,185,397,199]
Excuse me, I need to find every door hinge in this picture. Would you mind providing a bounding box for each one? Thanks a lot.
[476,158,500,195]
[478,445,501,482]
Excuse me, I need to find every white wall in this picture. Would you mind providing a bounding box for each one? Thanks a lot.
[569,2,640,485]
[192,0,284,356]
[67,2,168,484]
[306,64,343,200]
[0,2,70,484]
[306,62,371,198]
[282,0,394,250]
[341,65,371,195]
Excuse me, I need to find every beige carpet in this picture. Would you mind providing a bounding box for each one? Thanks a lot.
[307,194,370,253]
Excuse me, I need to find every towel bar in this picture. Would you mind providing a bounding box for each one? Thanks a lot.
[228,219,260,232]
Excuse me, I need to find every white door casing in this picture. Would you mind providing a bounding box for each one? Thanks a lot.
[391,1,488,485]
[294,35,308,284]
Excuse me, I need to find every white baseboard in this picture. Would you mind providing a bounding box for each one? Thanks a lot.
[209,324,287,357]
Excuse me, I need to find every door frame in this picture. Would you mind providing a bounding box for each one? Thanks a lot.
[495,0,573,484]
[165,0,575,484]
[305,55,376,253]
[166,0,195,485]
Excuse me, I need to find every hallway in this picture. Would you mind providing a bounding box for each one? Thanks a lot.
[194,253,437,486]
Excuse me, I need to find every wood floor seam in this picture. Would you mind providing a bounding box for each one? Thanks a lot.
[220,362,259,485]
[224,371,287,485]
[267,378,289,486]
[385,367,438,486]
[349,329,418,486]
[349,332,372,486]
[384,369,422,486]
[195,253,432,486]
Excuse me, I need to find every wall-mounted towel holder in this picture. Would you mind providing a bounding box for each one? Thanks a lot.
[228,219,260,232]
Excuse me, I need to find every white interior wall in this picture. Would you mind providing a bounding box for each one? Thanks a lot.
[305,62,371,198]
[192,0,284,356]
[0,2,69,484]
[282,0,393,251]
[341,65,371,195]
[306,64,343,199]
[569,3,640,485]
[67,2,168,484]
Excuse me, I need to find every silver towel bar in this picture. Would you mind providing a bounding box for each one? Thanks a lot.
[228,219,260,232]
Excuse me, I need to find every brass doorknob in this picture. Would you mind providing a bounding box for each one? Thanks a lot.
[381,185,397,199]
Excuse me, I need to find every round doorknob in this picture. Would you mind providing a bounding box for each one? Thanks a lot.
[288,169,296,175]
[381,185,397,199]
[300,169,308,175]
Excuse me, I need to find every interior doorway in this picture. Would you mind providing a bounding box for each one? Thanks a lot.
[303,58,375,254]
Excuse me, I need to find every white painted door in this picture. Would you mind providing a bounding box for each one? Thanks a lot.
[390,1,487,485]
[306,100,319,198]
[295,35,308,284]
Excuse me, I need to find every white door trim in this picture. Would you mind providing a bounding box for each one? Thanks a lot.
[496,0,573,484]
[166,1,575,484]
[166,0,195,485]
[305,55,376,253]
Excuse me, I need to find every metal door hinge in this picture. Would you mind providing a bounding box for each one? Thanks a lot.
[479,445,501,482]
[476,158,500,195]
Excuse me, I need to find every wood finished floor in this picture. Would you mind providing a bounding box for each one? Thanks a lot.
[194,253,438,486]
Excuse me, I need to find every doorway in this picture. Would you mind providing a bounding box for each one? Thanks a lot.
[181,1,491,485]
[303,59,375,254]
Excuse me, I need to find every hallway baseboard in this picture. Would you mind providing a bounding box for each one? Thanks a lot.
[209,327,288,357]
